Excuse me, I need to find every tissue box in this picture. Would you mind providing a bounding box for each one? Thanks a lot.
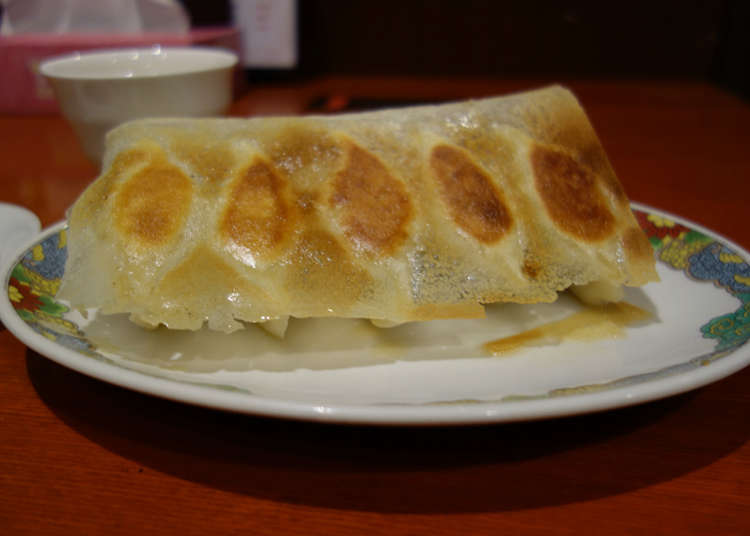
[0,27,242,115]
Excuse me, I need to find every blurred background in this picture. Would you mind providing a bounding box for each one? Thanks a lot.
[2,0,748,109]
[181,0,750,100]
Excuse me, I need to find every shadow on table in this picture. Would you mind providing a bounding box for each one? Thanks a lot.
[26,350,749,514]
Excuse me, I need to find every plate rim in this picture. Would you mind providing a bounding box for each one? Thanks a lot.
[2,203,749,426]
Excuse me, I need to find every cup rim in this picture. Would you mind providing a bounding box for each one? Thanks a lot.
[39,45,238,81]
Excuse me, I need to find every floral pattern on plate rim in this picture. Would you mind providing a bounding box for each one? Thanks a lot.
[5,208,750,401]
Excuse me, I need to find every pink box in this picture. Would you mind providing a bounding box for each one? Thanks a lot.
[0,27,243,115]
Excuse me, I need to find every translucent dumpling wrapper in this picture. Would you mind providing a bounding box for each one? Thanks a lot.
[58,85,659,334]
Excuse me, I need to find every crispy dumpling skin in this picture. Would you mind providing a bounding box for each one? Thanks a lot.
[58,85,658,332]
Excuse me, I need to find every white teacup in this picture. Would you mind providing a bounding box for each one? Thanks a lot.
[40,46,238,163]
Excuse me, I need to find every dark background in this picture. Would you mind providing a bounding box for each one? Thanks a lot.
[1,1,746,98]
[181,0,750,100]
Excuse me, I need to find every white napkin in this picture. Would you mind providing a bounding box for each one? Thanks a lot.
[0,203,41,269]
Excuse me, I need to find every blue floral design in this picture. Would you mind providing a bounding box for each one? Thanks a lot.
[23,230,67,280]
[640,213,750,355]
[688,243,750,295]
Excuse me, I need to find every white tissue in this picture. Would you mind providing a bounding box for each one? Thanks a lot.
[0,0,190,35]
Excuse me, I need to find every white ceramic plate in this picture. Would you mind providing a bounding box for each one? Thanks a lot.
[2,203,749,425]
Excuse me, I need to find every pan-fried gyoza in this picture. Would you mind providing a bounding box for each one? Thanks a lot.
[58,85,658,337]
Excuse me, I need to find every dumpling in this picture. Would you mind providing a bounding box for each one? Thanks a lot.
[58,85,658,334]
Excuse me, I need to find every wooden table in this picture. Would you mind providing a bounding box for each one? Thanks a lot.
[1,78,749,535]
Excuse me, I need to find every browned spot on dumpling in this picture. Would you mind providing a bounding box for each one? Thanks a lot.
[113,155,193,246]
[522,258,541,279]
[551,107,628,205]
[71,147,150,224]
[330,143,411,254]
[430,144,512,244]
[109,146,151,173]
[220,158,292,258]
[531,145,614,242]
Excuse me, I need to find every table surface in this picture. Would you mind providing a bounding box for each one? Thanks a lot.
[1,78,749,535]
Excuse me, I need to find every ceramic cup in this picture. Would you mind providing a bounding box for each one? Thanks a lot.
[39,46,238,163]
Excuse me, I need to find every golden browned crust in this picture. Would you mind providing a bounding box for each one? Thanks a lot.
[220,158,295,260]
[429,144,513,244]
[113,154,193,248]
[530,144,615,242]
[330,141,412,254]
[59,85,659,331]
